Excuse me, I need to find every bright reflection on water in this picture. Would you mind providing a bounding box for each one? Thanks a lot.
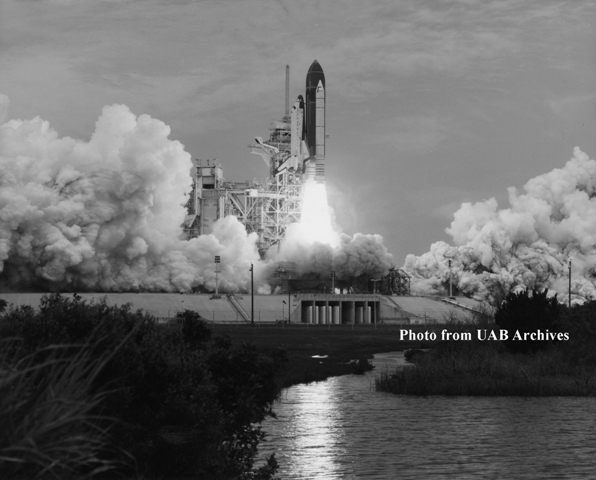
[259,352,596,479]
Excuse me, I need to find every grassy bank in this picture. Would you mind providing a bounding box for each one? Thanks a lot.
[210,324,422,389]
[376,339,596,396]
[376,292,596,397]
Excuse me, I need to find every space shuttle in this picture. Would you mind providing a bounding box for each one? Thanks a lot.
[255,60,326,183]
[292,60,326,184]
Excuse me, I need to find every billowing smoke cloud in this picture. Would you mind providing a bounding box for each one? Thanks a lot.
[0,101,261,292]
[0,99,393,293]
[267,223,394,281]
[405,147,596,305]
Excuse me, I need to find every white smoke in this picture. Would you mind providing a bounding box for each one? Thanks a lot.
[0,99,393,293]
[405,147,596,305]
[0,101,261,292]
[269,224,394,281]
[264,179,395,282]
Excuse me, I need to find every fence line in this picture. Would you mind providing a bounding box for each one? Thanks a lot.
[157,319,432,330]
[151,309,292,323]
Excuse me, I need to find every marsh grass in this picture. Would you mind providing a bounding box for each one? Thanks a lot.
[0,338,130,479]
[377,295,596,397]
[376,339,596,396]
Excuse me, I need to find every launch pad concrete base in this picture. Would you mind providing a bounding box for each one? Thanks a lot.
[298,293,381,325]
[0,292,477,325]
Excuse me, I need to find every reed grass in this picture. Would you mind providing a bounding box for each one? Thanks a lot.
[376,340,596,396]
[0,338,130,479]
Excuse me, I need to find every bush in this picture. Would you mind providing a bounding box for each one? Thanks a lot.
[556,300,596,366]
[376,292,596,397]
[495,288,561,353]
[179,309,212,345]
[0,294,283,480]
[376,336,595,396]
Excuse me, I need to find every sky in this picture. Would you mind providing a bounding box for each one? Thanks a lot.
[1,0,595,266]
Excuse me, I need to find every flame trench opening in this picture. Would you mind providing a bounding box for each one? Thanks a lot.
[298,181,339,248]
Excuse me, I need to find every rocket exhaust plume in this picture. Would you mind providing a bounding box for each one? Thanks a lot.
[295,180,339,248]
[405,147,596,306]
[269,179,394,282]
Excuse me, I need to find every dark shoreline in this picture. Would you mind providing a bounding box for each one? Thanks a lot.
[213,324,421,390]
[216,323,596,397]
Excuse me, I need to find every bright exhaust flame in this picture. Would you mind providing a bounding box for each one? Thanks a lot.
[299,181,339,247]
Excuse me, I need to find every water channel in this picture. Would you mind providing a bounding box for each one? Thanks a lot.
[259,352,596,479]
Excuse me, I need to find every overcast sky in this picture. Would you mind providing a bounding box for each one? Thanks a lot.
[1,0,595,265]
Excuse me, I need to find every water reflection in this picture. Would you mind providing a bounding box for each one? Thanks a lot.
[260,352,596,479]
[279,380,346,478]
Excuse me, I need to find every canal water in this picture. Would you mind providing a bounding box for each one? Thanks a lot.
[259,352,596,479]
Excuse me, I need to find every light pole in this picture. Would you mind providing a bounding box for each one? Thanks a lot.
[568,259,572,309]
[214,255,220,295]
[276,262,291,323]
[250,262,254,326]
[448,259,453,298]
[287,280,291,323]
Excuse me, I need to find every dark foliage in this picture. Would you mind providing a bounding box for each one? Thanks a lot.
[179,309,212,345]
[495,288,562,353]
[0,294,284,480]
[556,299,596,366]
[404,348,428,363]
[378,293,596,397]
[0,338,133,480]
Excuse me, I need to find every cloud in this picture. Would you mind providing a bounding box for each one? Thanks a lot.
[432,201,468,222]
[5,0,591,111]
[0,95,8,124]
[375,114,459,154]
[548,93,596,117]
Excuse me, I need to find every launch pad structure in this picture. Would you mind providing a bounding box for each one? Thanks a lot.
[182,61,411,295]
[182,157,303,256]
[183,61,325,256]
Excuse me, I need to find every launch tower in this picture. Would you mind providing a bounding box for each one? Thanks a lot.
[184,61,327,256]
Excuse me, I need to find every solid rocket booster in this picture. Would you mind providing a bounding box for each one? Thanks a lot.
[315,80,325,182]
[305,60,325,183]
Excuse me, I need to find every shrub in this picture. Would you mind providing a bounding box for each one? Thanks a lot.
[376,337,595,396]
[179,309,212,345]
[555,300,596,366]
[0,294,283,480]
[495,288,561,353]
